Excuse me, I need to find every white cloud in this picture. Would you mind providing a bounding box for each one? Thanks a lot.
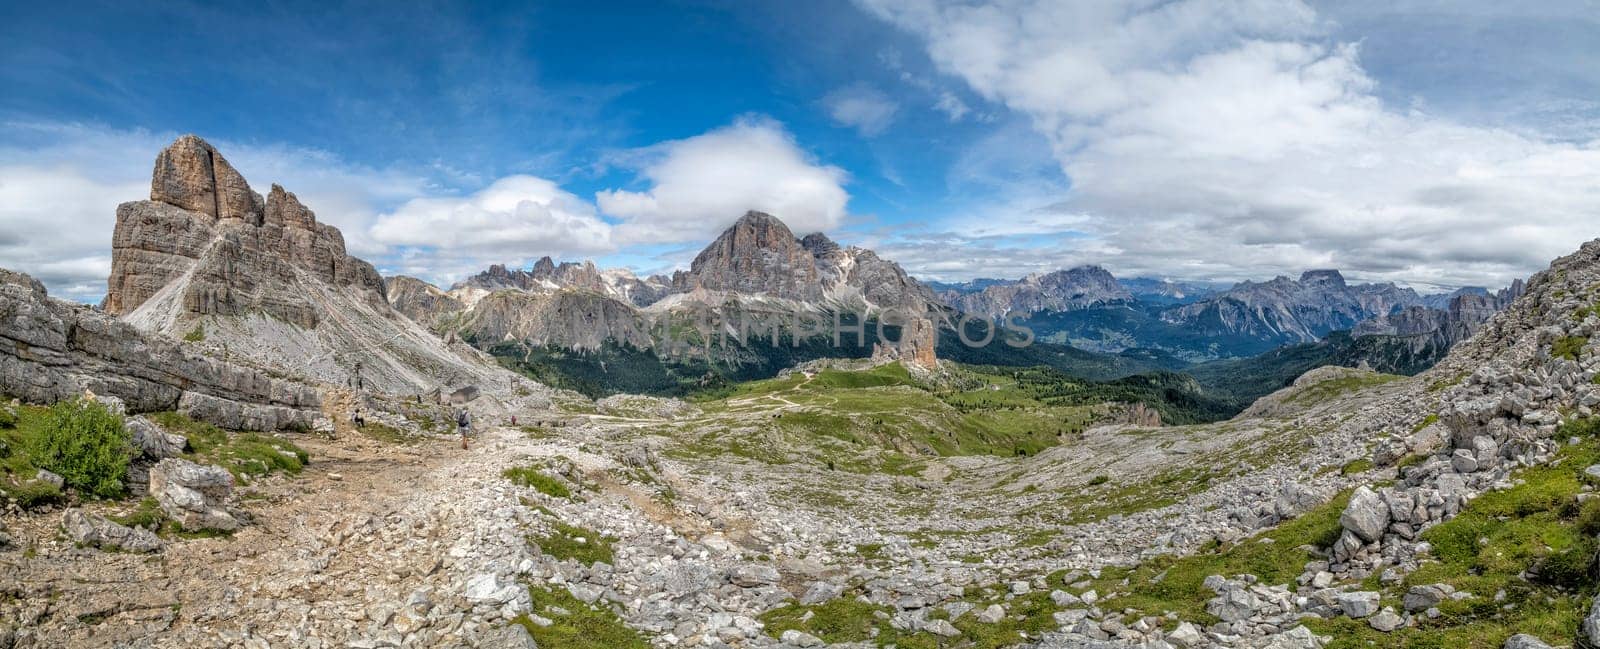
[856,0,1600,289]
[597,117,850,243]
[822,84,901,135]
[934,91,971,121]
[370,175,615,284]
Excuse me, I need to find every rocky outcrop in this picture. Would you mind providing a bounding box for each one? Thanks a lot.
[149,134,262,224]
[400,212,941,368]
[461,289,654,351]
[108,141,389,327]
[61,509,164,553]
[871,316,939,370]
[671,211,823,302]
[0,269,320,430]
[1316,239,1600,596]
[150,458,239,532]
[943,266,1133,317]
[103,136,518,396]
[1353,281,1522,351]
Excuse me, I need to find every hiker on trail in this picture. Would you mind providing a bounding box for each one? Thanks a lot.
[457,408,472,449]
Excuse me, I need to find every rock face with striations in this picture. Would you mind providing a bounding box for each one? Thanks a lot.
[106,135,388,326]
[804,233,938,315]
[100,135,516,396]
[0,269,320,430]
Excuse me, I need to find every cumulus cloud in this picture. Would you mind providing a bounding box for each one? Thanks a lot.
[370,175,615,283]
[856,0,1600,289]
[822,84,901,135]
[597,117,850,243]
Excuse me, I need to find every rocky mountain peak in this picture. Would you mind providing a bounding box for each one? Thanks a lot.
[150,134,264,224]
[1298,269,1346,289]
[671,210,822,302]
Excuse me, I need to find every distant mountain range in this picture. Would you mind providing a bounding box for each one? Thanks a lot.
[376,206,1518,406]
[942,265,1518,363]
[69,134,1525,419]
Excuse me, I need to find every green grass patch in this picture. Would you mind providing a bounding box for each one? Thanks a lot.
[503,465,573,499]
[1340,458,1374,475]
[148,412,309,480]
[1411,414,1439,433]
[183,324,205,342]
[530,518,616,566]
[759,596,924,647]
[111,496,166,530]
[513,585,649,649]
[1288,372,1405,406]
[1090,489,1351,623]
[1552,335,1588,361]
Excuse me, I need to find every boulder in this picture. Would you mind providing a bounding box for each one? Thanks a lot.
[1339,486,1390,543]
[149,458,237,531]
[1337,591,1380,618]
[126,416,187,459]
[1402,584,1454,612]
[1367,607,1404,632]
[61,509,162,553]
[780,629,824,647]
[799,581,843,605]
[1206,584,1260,623]
[1167,621,1204,647]
[974,604,1005,624]
[726,564,780,587]
[1503,634,1553,649]
[1584,594,1600,648]
[34,469,64,490]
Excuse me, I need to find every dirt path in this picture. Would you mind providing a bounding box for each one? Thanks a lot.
[0,426,553,648]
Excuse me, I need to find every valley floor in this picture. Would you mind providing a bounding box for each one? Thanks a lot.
[0,361,1573,649]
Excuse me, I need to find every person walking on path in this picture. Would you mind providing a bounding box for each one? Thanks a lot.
[456,408,472,449]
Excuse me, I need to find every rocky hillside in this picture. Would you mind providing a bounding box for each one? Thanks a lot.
[103,135,514,396]
[0,268,320,430]
[1353,280,1524,345]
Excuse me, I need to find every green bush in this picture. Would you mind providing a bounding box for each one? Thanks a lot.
[23,399,131,498]
[183,324,205,342]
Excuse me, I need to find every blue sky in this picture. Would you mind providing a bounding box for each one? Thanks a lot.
[3,0,1600,301]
